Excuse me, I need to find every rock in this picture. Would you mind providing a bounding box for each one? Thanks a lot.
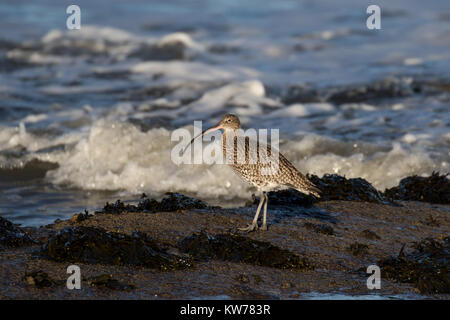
[87,274,136,291]
[303,222,334,236]
[40,226,193,271]
[178,232,313,270]
[360,229,381,240]
[236,274,249,283]
[228,285,279,299]
[420,214,440,227]
[384,172,450,204]
[378,237,450,294]
[348,242,369,256]
[0,216,35,250]
[23,271,57,288]
[252,275,262,284]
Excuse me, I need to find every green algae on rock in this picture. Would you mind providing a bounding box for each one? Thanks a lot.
[378,237,450,294]
[178,232,313,270]
[0,216,35,250]
[384,172,450,204]
[101,192,208,214]
[40,226,193,271]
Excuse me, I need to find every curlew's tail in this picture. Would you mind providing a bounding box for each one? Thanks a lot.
[291,172,322,198]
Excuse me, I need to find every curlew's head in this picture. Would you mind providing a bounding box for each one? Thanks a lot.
[182,114,241,155]
[217,114,241,130]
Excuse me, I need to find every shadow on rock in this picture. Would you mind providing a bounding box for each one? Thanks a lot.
[246,189,338,223]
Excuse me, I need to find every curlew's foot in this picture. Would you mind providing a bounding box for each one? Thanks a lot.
[238,224,258,232]
[260,224,268,231]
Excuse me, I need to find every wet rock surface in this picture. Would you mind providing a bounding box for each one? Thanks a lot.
[303,222,334,236]
[23,270,60,289]
[0,197,448,299]
[378,237,450,294]
[178,232,313,271]
[348,242,369,256]
[40,226,193,271]
[360,229,381,240]
[246,189,337,223]
[100,192,208,214]
[384,172,450,204]
[87,274,136,291]
[0,216,35,250]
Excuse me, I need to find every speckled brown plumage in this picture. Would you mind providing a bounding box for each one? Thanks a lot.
[187,113,320,231]
[222,130,321,198]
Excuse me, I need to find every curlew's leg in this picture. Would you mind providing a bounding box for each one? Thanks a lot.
[260,192,268,231]
[239,190,265,232]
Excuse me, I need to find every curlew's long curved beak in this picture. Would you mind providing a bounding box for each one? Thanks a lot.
[182,123,223,155]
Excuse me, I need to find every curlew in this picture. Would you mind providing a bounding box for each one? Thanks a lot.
[184,114,321,232]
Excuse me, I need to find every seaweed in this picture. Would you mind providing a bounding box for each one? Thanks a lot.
[384,172,450,204]
[100,192,208,214]
[309,174,391,204]
[87,274,136,291]
[70,210,91,223]
[303,222,334,236]
[178,232,313,270]
[23,271,59,288]
[378,237,449,294]
[0,216,35,250]
[40,226,193,271]
[264,189,315,207]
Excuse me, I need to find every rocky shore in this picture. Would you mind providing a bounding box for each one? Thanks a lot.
[0,174,448,299]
